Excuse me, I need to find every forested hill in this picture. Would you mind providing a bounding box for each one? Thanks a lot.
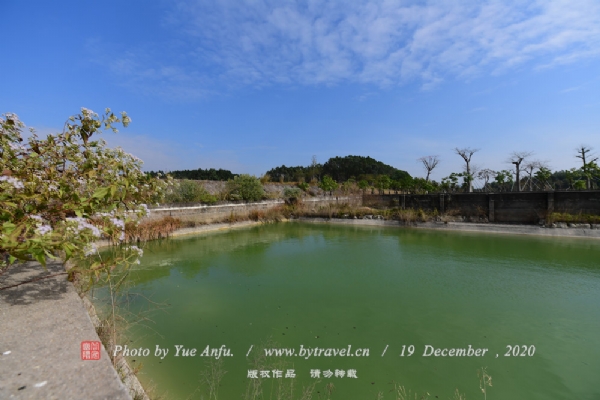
[147,156,410,183]
[266,155,411,182]
[322,156,410,182]
[146,168,236,181]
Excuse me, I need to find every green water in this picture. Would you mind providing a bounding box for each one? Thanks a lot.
[98,222,600,399]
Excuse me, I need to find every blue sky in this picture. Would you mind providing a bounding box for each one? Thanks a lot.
[2,0,599,183]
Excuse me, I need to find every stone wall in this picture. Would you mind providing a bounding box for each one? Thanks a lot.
[364,191,600,224]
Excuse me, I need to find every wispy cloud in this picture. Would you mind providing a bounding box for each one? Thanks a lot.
[87,40,215,101]
[98,0,600,96]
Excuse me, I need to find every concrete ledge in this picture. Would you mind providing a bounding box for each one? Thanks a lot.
[168,220,266,238]
[0,261,131,400]
[297,218,600,239]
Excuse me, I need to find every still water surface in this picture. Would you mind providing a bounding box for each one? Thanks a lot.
[99,222,600,399]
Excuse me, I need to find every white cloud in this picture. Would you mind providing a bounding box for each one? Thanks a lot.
[157,0,600,91]
[90,0,600,99]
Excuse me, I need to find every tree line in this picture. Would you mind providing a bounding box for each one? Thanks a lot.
[412,146,600,194]
[150,146,600,196]
[147,167,236,181]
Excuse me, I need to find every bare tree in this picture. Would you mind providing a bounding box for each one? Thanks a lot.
[418,155,440,182]
[523,160,547,191]
[507,151,532,192]
[575,145,598,189]
[454,147,479,192]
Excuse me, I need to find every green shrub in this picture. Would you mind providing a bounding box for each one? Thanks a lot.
[165,180,217,204]
[283,187,302,199]
[226,174,265,202]
[297,182,309,191]
[319,176,338,194]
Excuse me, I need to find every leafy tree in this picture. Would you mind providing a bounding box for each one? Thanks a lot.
[563,168,580,190]
[397,175,414,192]
[264,164,315,183]
[412,177,434,194]
[574,179,587,190]
[441,173,461,192]
[358,179,370,193]
[319,176,338,195]
[374,175,391,194]
[0,108,171,277]
[226,174,264,201]
[494,170,514,192]
[389,180,401,194]
[534,167,553,190]
[585,161,600,188]
[461,171,475,192]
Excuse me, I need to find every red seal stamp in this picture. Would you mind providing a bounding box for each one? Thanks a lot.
[81,341,101,360]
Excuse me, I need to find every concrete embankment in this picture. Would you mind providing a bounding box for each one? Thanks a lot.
[297,217,600,239]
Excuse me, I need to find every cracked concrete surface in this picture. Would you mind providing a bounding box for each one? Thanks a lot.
[0,261,131,400]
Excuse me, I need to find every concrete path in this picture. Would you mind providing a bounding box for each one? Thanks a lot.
[0,261,131,400]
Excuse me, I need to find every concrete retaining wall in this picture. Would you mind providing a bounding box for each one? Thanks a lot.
[146,191,599,225]
[364,191,600,224]
[146,195,362,224]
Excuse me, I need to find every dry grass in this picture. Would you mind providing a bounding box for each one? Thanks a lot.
[125,217,182,243]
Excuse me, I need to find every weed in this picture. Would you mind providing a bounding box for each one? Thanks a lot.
[394,382,429,400]
[124,217,182,243]
[200,358,227,400]
[478,367,492,400]
[546,212,600,224]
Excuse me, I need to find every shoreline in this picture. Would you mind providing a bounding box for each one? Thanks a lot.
[295,217,600,239]
[134,217,600,242]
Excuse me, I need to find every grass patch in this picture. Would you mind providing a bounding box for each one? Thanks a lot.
[547,212,600,224]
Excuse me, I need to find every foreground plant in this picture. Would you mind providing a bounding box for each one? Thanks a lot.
[0,108,173,283]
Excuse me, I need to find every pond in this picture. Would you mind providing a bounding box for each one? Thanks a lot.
[96,222,600,399]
